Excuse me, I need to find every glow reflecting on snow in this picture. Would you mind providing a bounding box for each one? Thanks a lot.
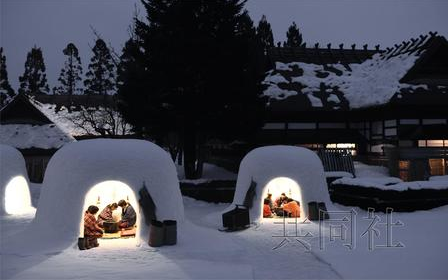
[4,176,33,215]
[79,180,141,245]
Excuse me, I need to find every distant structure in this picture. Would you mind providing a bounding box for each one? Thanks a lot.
[261,32,448,181]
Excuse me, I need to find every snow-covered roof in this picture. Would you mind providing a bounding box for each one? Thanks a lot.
[0,144,34,215]
[0,94,75,149]
[226,146,333,222]
[0,124,74,149]
[263,33,448,109]
[31,99,132,137]
[7,139,183,252]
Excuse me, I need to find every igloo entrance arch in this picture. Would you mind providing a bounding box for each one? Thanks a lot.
[226,145,333,223]
[80,181,141,242]
[4,176,33,215]
[261,177,302,219]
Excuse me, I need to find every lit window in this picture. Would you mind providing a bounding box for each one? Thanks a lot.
[429,159,446,176]
[418,140,447,147]
[398,160,410,181]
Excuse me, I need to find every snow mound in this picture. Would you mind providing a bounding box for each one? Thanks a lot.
[3,139,183,253]
[0,144,34,215]
[226,146,333,222]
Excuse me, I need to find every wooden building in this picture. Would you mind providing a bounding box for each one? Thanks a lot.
[260,32,448,181]
[0,94,74,182]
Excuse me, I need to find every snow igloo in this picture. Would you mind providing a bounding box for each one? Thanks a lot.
[0,144,34,215]
[228,145,333,222]
[27,139,184,250]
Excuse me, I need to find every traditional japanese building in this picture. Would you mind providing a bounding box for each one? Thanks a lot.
[260,32,448,181]
[0,94,74,182]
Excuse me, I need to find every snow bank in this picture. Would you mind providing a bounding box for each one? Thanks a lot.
[0,124,74,149]
[332,177,402,189]
[332,177,448,191]
[430,175,448,182]
[354,161,390,178]
[0,144,34,215]
[325,171,354,178]
[226,146,332,222]
[3,139,183,253]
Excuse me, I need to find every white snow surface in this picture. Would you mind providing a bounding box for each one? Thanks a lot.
[263,52,422,108]
[2,190,448,279]
[430,175,448,181]
[0,124,74,149]
[0,145,34,215]
[1,139,184,254]
[177,162,237,184]
[227,146,333,222]
[354,161,390,178]
[333,177,448,191]
[325,171,354,178]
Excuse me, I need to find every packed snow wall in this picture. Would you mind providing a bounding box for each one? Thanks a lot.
[4,139,183,252]
[228,145,333,222]
[0,144,34,215]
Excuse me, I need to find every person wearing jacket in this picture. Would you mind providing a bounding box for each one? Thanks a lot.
[84,205,103,249]
[283,198,300,218]
[263,199,273,218]
[97,203,118,226]
[117,199,136,228]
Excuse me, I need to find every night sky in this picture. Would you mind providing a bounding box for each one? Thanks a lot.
[2,0,448,91]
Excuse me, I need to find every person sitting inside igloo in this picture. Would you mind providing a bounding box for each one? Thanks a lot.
[117,199,136,229]
[283,198,300,218]
[263,199,273,218]
[84,205,103,249]
[97,203,118,227]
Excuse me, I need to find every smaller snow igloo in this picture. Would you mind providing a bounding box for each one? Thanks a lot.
[0,144,34,215]
[31,139,183,249]
[227,145,332,222]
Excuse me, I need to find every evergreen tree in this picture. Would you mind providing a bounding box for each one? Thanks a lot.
[118,0,265,179]
[18,46,49,96]
[84,39,116,95]
[53,43,83,96]
[0,48,15,107]
[256,15,274,53]
[286,22,304,47]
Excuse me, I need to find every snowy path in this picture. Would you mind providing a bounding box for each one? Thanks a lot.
[1,197,339,280]
[2,196,447,279]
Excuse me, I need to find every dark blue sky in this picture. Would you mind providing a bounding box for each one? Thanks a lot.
[2,0,448,91]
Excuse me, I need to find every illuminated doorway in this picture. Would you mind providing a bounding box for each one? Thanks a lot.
[79,181,140,245]
[261,177,302,220]
[4,176,33,215]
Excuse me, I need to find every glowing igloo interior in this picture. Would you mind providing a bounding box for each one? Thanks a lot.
[4,176,33,215]
[79,180,140,241]
[261,177,302,219]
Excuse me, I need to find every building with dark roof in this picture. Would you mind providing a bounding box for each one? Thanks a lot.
[260,32,448,181]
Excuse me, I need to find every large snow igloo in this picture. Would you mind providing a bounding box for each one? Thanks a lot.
[0,144,34,215]
[32,139,184,249]
[227,145,332,222]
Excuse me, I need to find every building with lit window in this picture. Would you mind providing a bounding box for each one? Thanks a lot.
[260,32,448,181]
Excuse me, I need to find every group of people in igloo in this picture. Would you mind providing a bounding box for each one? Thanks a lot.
[226,145,333,223]
[1,139,184,253]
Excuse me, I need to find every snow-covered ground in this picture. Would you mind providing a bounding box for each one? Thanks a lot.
[177,162,237,184]
[1,184,447,279]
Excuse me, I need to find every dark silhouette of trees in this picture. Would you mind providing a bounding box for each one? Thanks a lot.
[0,48,15,107]
[118,0,266,179]
[84,39,116,95]
[53,43,83,97]
[18,46,49,96]
[257,15,274,54]
[286,22,304,47]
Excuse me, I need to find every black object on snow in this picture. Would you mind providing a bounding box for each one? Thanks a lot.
[149,220,164,247]
[308,201,330,221]
[163,220,177,245]
[139,183,157,226]
[243,179,257,209]
[222,205,250,231]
